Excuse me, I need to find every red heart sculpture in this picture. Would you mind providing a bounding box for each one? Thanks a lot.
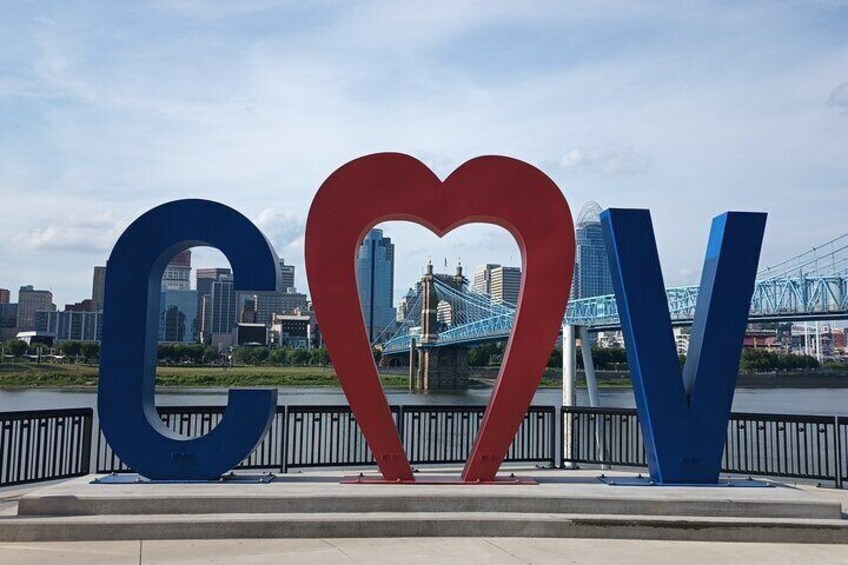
[305,153,575,482]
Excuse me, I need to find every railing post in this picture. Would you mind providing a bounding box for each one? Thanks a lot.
[280,406,288,474]
[81,409,93,475]
[548,406,556,469]
[562,324,577,468]
[836,416,843,489]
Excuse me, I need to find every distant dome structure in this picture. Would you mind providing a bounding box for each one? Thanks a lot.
[576,201,603,228]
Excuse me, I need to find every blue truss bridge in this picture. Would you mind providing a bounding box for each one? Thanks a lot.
[380,231,848,355]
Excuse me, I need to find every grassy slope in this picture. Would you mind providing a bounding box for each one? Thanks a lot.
[0,363,408,388]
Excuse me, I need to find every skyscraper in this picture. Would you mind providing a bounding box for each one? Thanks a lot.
[196,267,231,341]
[356,229,395,342]
[91,266,106,311]
[489,266,522,305]
[571,202,614,300]
[472,264,500,295]
[162,250,192,290]
[279,260,296,292]
[159,289,198,342]
[472,264,521,305]
[0,289,9,304]
[210,274,236,335]
[16,286,55,332]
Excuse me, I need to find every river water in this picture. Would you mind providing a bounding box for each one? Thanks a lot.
[2,386,847,416]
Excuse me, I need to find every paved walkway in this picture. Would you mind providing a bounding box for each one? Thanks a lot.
[0,537,847,564]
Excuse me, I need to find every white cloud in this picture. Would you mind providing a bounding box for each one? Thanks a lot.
[13,212,127,254]
[560,145,652,177]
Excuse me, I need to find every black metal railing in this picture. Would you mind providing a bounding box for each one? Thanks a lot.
[561,407,646,467]
[0,408,92,487]
[400,405,555,466]
[4,405,848,488]
[95,404,556,474]
[562,406,843,487]
[284,405,401,471]
[95,406,287,473]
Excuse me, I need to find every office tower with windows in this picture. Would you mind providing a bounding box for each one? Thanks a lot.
[355,229,395,342]
[489,265,522,305]
[91,266,106,311]
[159,289,198,342]
[571,201,613,300]
[196,268,231,341]
[161,250,192,290]
[279,260,296,292]
[16,286,55,332]
[472,264,500,295]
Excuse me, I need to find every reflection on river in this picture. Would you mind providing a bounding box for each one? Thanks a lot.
[1,386,848,416]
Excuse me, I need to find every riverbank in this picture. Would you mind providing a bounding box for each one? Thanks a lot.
[0,364,408,388]
[3,363,847,389]
[472,368,848,389]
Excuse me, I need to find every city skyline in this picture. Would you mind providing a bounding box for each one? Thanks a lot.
[2,2,846,309]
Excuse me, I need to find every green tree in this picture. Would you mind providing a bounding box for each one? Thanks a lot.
[269,347,290,365]
[80,342,100,362]
[547,347,562,369]
[252,347,270,365]
[468,346,491,367]
[7,340,28,357]
[310,348,330,366]
[60,341,83,359]
[231,347,256,365]
[288,348,311,366]
[203,346,220,364]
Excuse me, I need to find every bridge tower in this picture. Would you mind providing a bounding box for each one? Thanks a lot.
[409,262,470,391]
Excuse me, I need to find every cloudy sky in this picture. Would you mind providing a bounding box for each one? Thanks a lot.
[2,1,846,306]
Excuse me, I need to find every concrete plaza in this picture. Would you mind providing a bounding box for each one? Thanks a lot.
[2,469,848,562]
[0,537,847,564]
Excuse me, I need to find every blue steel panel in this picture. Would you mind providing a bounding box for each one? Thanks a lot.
[601,208,766,484]
[98,200,280,480]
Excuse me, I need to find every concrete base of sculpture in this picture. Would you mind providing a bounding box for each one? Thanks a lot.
[2,469,846,543]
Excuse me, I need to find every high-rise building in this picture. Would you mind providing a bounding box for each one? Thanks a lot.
[490,266,522,305]
[279,260,296,292]
[238,291,309,326]
[210,274,236,335]
[472,263,521,305]
[571,202,613,300]
[196,268,231,341]
[355,229,396,342]
[159,289,198,342]
[36,310,103,342]
[0,303,17,342]
[91,266,106,311]
[0,289,9,304]
[472,264,500,295]
[162,250,192,290]
[16,286,55,332]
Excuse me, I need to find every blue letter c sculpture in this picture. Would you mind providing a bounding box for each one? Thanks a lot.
[98,199,280,480]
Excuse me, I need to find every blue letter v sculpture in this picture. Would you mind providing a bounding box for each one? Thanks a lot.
[601,209,766,484]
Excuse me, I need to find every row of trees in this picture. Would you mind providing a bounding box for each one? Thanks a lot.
[0,339,333,368]
[467,343,630,370]
[0,340,101,361]
[231,346,331,367]
[739,349,820,372]
[469,345,835,373]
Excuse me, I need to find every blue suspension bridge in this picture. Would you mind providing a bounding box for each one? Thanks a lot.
[379,231,848,355]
